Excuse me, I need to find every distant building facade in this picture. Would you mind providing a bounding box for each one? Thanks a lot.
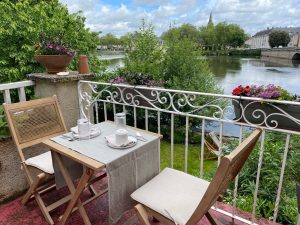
[245,27,300,49]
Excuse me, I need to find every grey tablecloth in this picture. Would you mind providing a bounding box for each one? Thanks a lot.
[51,122,160,223]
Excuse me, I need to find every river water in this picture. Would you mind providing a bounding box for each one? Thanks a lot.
[103,54,300,95]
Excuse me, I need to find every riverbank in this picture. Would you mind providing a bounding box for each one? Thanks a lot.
[203,48,261,57]
[98,50,125,55]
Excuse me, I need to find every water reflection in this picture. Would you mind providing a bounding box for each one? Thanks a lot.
[207,56,300,95]
[206,56,241,76]
[261,56,300,68]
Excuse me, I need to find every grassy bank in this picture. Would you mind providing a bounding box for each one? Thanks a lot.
[160,140,217,180]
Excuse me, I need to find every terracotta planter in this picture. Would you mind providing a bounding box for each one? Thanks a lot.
[34,55,73,74]
[232,100,300,131]
[78,55,90,74]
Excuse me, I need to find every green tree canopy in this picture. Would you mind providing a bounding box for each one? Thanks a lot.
[99,33,120,46]
[199,25,217,47]
[199,22,247,49]
[120,20,163,81]
[269,30,291,48]
[0,0,105,83]
[163,38,219,92]
[161,24,201,44]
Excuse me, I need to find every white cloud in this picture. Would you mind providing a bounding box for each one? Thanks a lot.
[59,0,300,37]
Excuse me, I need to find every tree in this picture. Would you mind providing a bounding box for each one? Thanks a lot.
[99,33,120,46]
[227,24,247,48]
[163,38,219,92]
[120,20,164,81]
[269,30,291,48]
[199,22,247,49]
[199,25,217,49]
[119,33,131,46]
[0,0,105,83]
[161,24,201,44]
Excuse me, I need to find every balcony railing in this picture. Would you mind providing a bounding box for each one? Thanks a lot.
[0,80,35,104]
[78,80,299,225]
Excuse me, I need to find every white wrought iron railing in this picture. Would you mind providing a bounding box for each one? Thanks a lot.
[0,80,35,104]
[78,80,299,225]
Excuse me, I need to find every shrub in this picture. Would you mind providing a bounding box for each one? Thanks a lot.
[0,0,105,84]
[0,106,9,140]
[119,19,164,84]
[224,132,299,224]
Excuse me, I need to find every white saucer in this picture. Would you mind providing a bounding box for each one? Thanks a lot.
[71,127,101,139]
[106,136,137,149]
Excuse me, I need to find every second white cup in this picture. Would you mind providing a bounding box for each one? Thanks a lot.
[115,129,128,145]
[77,119,91,137]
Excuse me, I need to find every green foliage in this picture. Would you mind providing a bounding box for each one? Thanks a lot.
[0,0,105,83]
[228,49,261,57]
[119,20,164,82]
[199,22,247,49]
[100,33,121,46]
[269,31,291,48]
[0,106,10,139]
[224,132,299,224]
[161,24,201,44]
[163,38,219,93]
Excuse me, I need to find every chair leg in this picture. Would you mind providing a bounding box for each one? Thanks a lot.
[22,173,46,205]
[205,210,221,225]
[134,204,151,225]
[35,193,54,225]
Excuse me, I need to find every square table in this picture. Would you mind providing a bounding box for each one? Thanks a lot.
[43,121,162,225]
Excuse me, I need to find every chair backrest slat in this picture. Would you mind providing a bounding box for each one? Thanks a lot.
[187,129,262,225]
[3,96,67,160]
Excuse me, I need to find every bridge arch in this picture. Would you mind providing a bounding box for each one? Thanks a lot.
[292,53,300,60]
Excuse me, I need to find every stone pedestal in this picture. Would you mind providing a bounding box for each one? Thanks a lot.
[27,72,94,130]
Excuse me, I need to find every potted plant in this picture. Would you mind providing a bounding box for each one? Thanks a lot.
[34,33,75,74]
[231,84,300,130]
[110,73,165,107]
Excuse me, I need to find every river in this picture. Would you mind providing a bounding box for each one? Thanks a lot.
[101,54,300,95]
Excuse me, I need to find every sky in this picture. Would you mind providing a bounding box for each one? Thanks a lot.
[59,0,300,37]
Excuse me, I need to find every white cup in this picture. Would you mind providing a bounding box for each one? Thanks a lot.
[115,129,128,145]
[77,119,91,137]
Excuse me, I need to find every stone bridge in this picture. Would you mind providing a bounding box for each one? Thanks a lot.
[261,48,300,60]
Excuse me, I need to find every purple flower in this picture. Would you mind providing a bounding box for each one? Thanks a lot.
[233,84,294,100]
[110,76,128,84]
[36,33,76,56]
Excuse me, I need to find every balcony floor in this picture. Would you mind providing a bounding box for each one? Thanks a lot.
[0,176,278,225]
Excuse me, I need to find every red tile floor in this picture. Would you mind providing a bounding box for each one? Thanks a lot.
[0,177,278,225]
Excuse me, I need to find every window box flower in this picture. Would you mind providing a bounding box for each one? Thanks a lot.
[232,84,300,130]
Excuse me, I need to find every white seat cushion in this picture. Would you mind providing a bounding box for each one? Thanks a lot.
[131,168,210,225]
[25,151,54,174]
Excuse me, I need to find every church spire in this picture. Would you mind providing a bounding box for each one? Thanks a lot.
[208,11,213,26]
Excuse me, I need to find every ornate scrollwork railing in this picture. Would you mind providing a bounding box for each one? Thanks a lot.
[78,80,300,133]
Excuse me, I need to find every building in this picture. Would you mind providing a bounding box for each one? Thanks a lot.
[245,27,300,49]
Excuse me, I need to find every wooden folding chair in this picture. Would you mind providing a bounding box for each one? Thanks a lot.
[3,96,104,224]
[131,128,262,225]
